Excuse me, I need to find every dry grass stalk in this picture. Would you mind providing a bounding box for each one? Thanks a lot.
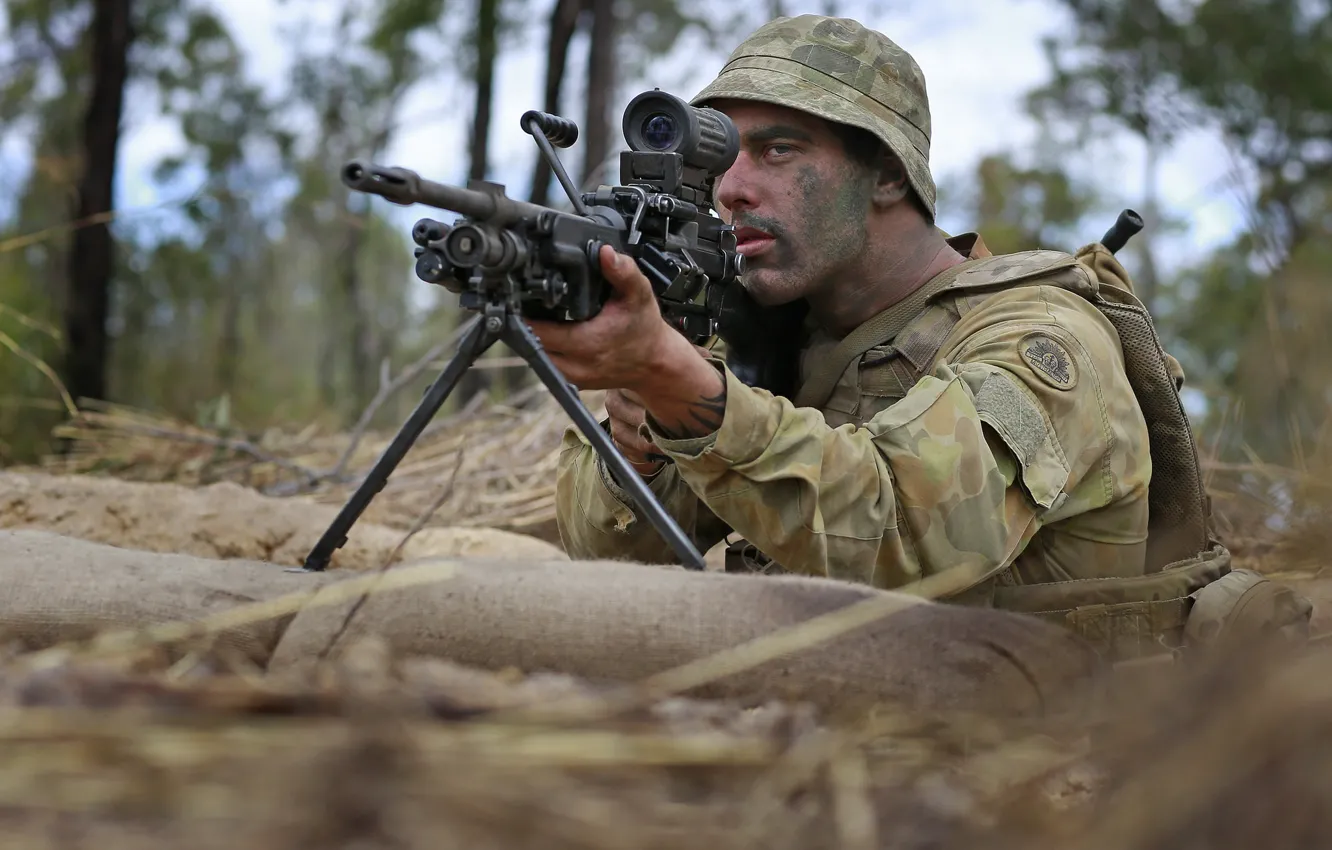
[0,626,1096,850]
[28,388,589,542]
[5,636,1330,849]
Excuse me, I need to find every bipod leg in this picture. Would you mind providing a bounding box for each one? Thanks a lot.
[297,316,496,572]
[500,310,707,571]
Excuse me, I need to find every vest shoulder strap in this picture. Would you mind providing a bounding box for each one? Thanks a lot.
[794,251,1081,411]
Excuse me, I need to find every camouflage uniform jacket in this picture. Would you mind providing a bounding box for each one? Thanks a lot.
[553,238,1152,600]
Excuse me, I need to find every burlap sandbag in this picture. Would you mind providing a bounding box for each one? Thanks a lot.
[0,529,335,666]
[270,556,1105,717]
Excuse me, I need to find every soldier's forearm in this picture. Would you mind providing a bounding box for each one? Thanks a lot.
[645,361,1041,588]
[633,337,729,442]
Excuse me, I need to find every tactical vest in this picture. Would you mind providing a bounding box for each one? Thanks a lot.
[725,241,1313,662]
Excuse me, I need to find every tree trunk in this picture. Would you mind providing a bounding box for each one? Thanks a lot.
[528,0,583,207]
[64,0,132,406]
[217,283,242,395]
[467,0,500,184]
[457,0,505,404]
[582,0,616,188]
[340,194,378,417]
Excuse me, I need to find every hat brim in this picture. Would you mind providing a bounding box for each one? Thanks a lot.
[693,63,936,218]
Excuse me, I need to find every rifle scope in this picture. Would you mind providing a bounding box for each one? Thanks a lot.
[622,90,740,178]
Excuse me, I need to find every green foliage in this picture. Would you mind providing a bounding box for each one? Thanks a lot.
[1033,0,1332,461]
[1039,0,1332,251]
[0,0,451,461]
[946,153,1104,256]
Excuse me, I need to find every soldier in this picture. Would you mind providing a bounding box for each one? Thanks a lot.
[524,15,1310,660]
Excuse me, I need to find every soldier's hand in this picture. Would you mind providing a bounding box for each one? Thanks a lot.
[606,389,667,476]
[527,244,680,390]
[527,243,727,445]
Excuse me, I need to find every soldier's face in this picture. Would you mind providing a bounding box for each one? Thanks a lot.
[711,100,875,307]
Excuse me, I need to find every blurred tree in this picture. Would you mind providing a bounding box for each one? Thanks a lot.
[1027,0,1199,312]
[1036,0,1332,458]
[280,0,449,419]
[946,152,1103,256]
[527,0,583,206]
[526,0,885,204]
[467,0,502,184]
[64,0,131,408]
[582,0,615,186]
[0,0,284,453]
[115,6,292,414]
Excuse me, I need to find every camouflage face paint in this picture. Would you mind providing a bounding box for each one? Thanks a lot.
[720,103,876,308]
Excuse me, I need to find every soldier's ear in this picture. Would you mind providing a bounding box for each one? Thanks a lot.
[871,152,911,208]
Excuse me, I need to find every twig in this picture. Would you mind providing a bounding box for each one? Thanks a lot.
[0,327,78,416]
[0,184,208,254]
[329,315,480,481]
[419,389,490,440]
[427,356,529,371]
[830,748,878,850]
[0,303,62,340]
[0,396,68,411]
[90,421,323,486]
[18,559,466,669]
[315,446,467,663]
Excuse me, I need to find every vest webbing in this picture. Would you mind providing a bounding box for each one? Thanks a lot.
[730,247,1230,662]
[792,259,979,411]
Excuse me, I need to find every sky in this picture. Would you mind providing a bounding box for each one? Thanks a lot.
[12,0,1257,275]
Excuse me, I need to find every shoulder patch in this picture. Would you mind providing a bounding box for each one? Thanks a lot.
[1019,332,1078,391]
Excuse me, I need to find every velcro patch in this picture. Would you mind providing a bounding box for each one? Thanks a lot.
[973,370,1069,510]
[1019,333,1078,391]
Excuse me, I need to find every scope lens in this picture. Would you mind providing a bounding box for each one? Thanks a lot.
[641,113,679,150]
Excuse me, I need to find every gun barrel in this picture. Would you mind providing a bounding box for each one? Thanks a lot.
[342,160,547,225]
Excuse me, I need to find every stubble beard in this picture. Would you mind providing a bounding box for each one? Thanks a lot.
[740,262,807,307]
[737,164,875,309]
[736,225,811,307]
[741,237,848,309]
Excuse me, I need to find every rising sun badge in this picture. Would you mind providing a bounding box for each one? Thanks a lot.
[1020,333,1077,390]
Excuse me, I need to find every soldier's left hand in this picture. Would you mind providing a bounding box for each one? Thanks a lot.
[526,243,703,392]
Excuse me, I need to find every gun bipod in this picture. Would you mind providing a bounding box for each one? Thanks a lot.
[295,298,707,573]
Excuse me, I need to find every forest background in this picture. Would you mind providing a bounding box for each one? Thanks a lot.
[0,0,1328,480]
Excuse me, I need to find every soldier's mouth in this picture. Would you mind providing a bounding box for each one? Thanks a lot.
[733,226,776,258]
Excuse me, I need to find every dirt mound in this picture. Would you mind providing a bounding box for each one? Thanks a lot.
[0,471,566,570]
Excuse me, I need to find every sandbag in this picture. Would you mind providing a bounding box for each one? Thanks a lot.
[0,529,1104,717]
[0,471,566,569]
[0,529,335,666]
[270,555,1105,717]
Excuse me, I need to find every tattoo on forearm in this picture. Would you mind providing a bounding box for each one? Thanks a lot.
[652,387,728,440]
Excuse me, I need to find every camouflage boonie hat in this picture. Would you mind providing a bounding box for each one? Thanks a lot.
[691,15,936,218]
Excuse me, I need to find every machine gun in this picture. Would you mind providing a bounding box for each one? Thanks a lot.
[299,90,762,574]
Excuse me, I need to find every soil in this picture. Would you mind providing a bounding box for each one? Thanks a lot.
[0,471,567,570]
